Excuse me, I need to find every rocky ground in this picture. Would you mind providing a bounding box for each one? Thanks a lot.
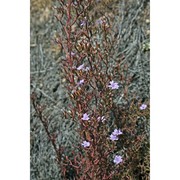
[30,0,150,179]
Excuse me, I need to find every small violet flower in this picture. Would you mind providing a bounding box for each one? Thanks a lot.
[77,79,84,85]
[71,52,75,56]
[110,134,118,141]
[77,64,84,70]
[82,113,90,121]
[82,141,90,147]
[140,104,147,110]
[80,20,86,26]
[110,128,123,141]
[112,129,123,136]
[113,155,123,165]
[108,81,119,89]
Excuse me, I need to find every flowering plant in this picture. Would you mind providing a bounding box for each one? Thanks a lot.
[31,0,150,179]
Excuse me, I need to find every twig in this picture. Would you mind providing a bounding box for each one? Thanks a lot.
[31,93,62,167]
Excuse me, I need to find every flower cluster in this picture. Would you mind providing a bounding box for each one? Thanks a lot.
[81,113,123,165]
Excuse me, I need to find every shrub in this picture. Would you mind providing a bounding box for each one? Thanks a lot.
[31,0,150,179]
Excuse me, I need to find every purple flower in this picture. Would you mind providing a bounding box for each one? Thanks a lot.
[110,129,123,141]
[77,64,84,70]
[77,79,84,85]
[140,104,147,110]
[108,81,119,89]
[113,155,123,165]
[82,141,90,147]
[110,134,118,141]
[80,20,86,26]
[112,129,123,136]
[71,52,75,56]
[82,113,90,121]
